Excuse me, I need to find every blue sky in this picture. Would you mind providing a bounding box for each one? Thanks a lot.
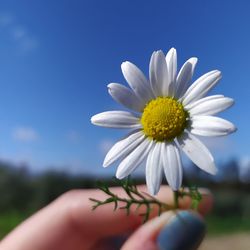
[0,0,248,175]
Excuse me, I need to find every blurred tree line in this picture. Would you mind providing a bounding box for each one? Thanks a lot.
[0,161,100,213]
[0,159,250,217]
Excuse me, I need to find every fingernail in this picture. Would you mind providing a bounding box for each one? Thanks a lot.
[157,211,206,250]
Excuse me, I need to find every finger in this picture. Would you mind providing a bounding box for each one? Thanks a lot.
[137,186,213,216]
[54,185,212,237]
[121,210,206,250]
[0,185,212,250]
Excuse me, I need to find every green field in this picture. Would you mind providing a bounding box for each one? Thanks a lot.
[0,211,28,239]
[1,211,250,240]
[206,215,250,235]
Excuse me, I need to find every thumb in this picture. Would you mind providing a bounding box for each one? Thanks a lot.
[121,210,206,250]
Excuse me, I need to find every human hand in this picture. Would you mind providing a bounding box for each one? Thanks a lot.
[0,186,212,250]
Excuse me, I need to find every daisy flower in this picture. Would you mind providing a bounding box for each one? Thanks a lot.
[91,48,236,195]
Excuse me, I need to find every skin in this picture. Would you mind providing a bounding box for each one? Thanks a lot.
[0,185,213,250]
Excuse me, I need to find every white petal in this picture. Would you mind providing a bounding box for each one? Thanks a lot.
[190,115,237,136]
[164,48,177,96]
[177,131,217,175]
[175,57,198,98]
[185,95,224,110]
[182,70,222,106]
[103,130,144,167]
[187,96,234,116]
[149,51,168,97]
[107,83,145,112]
[116,139,153,179]
[121,61,154,104]
[146,142,163,195]
[91,111,141,128]
[162,142,183,190]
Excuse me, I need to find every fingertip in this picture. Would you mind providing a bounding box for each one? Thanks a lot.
[121,211,175,250]
[122,210,206,250]
[157,211,206,250]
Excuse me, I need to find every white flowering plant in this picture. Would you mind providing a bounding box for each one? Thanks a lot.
[90,48,236,220]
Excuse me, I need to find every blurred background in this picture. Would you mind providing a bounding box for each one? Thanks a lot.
[0,0,249,249]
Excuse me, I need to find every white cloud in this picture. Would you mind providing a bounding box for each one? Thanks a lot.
[10,26,39,53]
[12,127,39,142]
[20,37,39,52]
[11,26,26,40]
[0,12,39,53]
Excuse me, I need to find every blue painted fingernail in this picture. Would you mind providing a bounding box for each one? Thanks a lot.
[157,211,206,250]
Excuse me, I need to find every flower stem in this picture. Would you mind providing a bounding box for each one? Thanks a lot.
[173,190,179,209]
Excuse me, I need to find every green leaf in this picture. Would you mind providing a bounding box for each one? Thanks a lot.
[89,177,202,223]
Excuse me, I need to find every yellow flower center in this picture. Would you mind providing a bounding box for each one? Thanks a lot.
[141,97,188,141]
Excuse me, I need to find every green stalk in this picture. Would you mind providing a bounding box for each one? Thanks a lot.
[173,190,179,209]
